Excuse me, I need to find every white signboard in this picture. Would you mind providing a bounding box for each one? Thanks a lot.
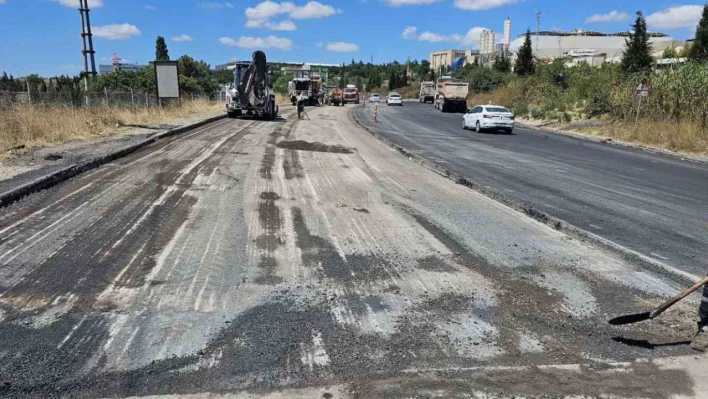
[154,61,180,98]
[636,83,650,98]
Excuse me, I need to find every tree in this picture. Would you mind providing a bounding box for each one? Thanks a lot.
[662,47,677,59]
[155,36,170,61]
[515,29,535,75]
[355,76,363,91]
[493,53,511,73]
[388,68,399,89]
[689,4,708,61]
[678,43,692,58]
[621,12,653,73]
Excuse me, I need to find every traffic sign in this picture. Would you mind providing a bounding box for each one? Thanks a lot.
[636,83,650,97]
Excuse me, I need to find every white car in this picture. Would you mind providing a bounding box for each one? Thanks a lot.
[369,93,380,103]
[463,105,515,134]
[386,92,402,106]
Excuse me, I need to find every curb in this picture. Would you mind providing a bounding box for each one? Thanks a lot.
[516,121,708,166]
[0,114,227,209]
[350,109,698,285]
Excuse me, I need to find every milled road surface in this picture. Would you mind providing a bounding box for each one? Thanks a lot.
[356,102,708,277]
[0,105,706,398]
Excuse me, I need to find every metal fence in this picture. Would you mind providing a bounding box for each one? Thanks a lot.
[0,90,221,109]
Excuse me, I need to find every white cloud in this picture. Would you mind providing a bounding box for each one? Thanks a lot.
[290,1,339,18]
[454,0,516,10]
[315,41,324,47]
[245,1,339,28]
[199,2,234,8]
[51,0,103,7]
[586,10,629,23]
[401,26,418,39]
[172,34,193,42]
[401,26,489,47]
[144,5,157,10]
[0,0,7,4]
[92,24,141,40]
[646,5,703,29]
[385,0,441,6]
[325,42,359,52]
[266,20,298,30]
[219,36,293,50]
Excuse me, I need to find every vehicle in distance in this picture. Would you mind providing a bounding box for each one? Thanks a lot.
[386,92,402,106]
[419,81,435,103]
[369,93,380,103]
[324,86,343,106]
[435,76,469,113]
[463,105,515,134]
[343,84,360,104]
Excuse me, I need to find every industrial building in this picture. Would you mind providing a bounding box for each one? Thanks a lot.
[430,50,479,71]
[509,29,678,64]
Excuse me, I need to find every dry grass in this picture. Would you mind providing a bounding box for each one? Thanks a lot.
[467,87,513,108]
[275,93,291,105]
[0,100,222,151]
[571,120,708,156]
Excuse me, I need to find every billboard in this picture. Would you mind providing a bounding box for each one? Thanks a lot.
[153,61,180,98]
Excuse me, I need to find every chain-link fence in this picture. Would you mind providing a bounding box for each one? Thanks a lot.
[0,90,221,109]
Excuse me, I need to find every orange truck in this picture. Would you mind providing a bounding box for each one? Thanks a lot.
[325,86,344,106]
[342,84,360,104]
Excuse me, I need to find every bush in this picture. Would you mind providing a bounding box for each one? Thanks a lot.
[585,93,612,118]
[514,104,529,117]
[530,107,544,119]
[562,111,572,123]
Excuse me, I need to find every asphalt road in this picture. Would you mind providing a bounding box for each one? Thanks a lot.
[356,102,708,277]
[0,105,706,398]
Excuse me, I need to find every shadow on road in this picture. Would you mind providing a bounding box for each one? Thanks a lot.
[612,336,692,350]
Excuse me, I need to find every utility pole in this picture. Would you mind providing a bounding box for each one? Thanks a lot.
[79,0,97,96]
[535,11,541,56]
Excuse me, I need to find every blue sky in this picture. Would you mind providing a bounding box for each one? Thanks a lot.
[0,0,704,77]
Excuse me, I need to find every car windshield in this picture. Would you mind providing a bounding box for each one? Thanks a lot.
[485,107,510,113]
[3,2,705,397]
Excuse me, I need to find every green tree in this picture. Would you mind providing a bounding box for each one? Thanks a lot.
[355,75,363,91]
[493,53,511,73]
[621,12,653,73]
[155,36,170,61]
[388,68,399,89]
[678,43,692,58]
[689,4,708,61]
[273,74,291,94]
[401,69,408,86]
[515,29,535,75]
[662,47,677,59]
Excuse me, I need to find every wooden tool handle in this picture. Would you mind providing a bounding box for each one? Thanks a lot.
[650,276,708,319]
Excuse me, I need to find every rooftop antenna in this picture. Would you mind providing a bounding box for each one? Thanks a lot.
[535,10,541,56]
[79,0,97,91]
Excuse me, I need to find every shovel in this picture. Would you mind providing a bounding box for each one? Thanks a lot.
[609,276,708,325]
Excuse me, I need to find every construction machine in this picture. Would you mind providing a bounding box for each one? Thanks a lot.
[226,51,278,120]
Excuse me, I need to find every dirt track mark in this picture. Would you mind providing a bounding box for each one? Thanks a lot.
[277,141,354,154]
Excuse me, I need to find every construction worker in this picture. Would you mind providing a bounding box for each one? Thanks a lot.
[296,93,306,119]
[692,282,708,352]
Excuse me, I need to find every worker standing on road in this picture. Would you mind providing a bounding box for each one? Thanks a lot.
[693,281,708,351]
[297,93,307,120]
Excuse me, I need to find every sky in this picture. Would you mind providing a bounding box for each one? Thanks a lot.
[0,0,704,77]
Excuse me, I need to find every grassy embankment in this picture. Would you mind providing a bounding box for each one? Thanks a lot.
[0,100,223,153]
[463,61,708,155]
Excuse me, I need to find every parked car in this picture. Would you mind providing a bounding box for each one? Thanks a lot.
[463,104,515,133]
[386,92,402,106]
[369,93,380,102]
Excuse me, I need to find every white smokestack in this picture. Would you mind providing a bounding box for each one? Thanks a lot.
[504,17,511,46]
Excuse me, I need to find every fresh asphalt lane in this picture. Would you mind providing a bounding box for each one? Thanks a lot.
[356,102,708,276]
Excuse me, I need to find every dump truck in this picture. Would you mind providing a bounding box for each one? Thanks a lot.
[288,76,322,106]
[419,81,435,103]
[226,51,278,120]
[343,84,360,104]
[324,86,343,106]
[434,76,469,113]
